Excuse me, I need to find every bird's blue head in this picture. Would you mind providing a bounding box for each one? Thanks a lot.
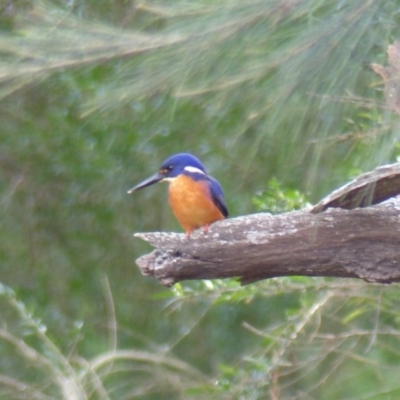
[128,153,206,193]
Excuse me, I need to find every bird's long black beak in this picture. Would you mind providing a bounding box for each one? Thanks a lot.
[127,172,164,194]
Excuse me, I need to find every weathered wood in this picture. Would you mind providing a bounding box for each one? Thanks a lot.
[311,163,400,213]
[135,198,400,286]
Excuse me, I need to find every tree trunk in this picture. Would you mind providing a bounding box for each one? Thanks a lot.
[134,198,400,286]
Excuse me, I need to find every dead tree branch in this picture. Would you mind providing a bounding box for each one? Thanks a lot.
[134,163,400,286]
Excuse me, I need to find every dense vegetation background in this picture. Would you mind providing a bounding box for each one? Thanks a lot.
[1,1,400,399]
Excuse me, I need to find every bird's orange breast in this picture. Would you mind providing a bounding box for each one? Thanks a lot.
[168,174,225,233]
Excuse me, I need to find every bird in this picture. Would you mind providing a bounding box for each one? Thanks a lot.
[128,153,228,237]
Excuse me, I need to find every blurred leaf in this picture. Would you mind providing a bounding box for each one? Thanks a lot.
[253,177,310,213]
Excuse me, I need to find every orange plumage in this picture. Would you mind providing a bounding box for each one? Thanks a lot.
[128,153,228,236]
[168,175,226,235]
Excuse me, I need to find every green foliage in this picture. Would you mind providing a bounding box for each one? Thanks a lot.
[1,0,400,399]
[253,177,310,214]
[4,278,400,399]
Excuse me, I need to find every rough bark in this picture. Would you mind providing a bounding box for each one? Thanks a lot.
[311,163,400,213]
[135,197,400,286]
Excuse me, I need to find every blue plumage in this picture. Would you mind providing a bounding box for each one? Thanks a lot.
[128,153,228,235]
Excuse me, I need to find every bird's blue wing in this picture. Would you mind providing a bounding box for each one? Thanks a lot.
[207,176,229,218]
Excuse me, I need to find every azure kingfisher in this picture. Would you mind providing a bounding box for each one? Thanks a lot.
[128,153,228,237]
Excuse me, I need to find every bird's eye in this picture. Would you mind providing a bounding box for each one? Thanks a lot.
[159,165,173,174]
